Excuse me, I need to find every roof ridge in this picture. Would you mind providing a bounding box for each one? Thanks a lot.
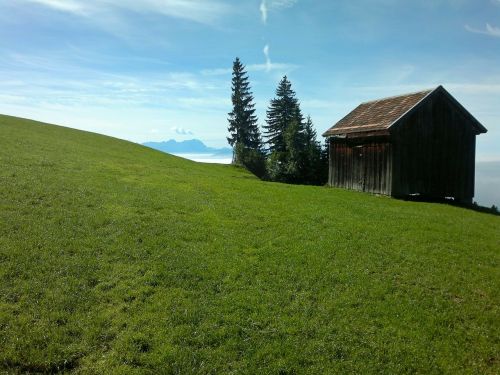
[359,87,437,105]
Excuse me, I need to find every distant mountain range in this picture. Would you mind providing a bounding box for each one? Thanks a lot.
[143,139,232,156]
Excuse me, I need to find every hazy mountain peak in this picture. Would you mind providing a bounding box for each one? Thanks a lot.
[143,139,232,155]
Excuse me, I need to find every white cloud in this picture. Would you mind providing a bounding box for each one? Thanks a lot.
[24,0,231,25]
[259,44,298,73]
[486,23,500,37]
[28,0,89,14]
[465,23,500,38]
[260,0,297,24]
[270,0,298,8]
[263,44,271,72]
[176,97,230,108]
[201,62,298,76]
[444,83,500,94]
[260,0,268,23]
[0,50,229,113]
[204,47,285,78]
[171,126,194,135]
[355,83,500,96]
[201,67,233,76]
[249,62,298,73]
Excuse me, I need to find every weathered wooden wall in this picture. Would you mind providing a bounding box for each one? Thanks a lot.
[329,137,392,195]
[390,91,477,202]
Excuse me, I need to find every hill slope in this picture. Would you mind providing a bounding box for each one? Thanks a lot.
[0,114,499,374]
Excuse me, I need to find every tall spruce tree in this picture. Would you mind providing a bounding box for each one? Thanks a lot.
[264,76,302,153]
[227,57,261,163]
[264,76,307,182]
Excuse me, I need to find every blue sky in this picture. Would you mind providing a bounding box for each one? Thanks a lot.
[0,0,499,160]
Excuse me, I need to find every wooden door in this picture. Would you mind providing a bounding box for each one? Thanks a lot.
[352,145,366,191]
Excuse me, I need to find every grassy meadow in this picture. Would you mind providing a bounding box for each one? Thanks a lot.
[0,114,499,374]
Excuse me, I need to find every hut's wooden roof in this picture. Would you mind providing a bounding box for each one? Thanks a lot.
[322,86,487,137]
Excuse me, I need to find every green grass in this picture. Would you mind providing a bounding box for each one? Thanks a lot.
[0,114,499,374]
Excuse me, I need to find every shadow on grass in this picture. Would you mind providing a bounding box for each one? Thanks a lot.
[402,195,500,216]
[2,355,81,374]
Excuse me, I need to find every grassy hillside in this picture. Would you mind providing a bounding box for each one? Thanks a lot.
[0,114,499,374]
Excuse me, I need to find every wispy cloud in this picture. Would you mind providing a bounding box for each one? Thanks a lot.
[28,0,89,14]
[176,97,230,108]
[171,126,194,135]
[260,0,298,24]
[0,50,228,111]
[251,62,298,73]
[202,44,298,76]
[24,0,231,25]
[465,23,500,38]
[352,83,500,98]
[263,44,271,72]
[201,51,298,76]
[445,82,500,94]
[271,0,299,7]
[260,0,268,23]
[201,63,298,76]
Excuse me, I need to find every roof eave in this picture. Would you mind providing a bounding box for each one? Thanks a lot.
[324,129,391,138]
[437,86,488,134]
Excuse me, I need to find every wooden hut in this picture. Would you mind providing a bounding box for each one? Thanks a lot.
[322,86,487,203]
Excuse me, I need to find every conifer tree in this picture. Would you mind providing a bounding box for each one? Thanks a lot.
[319,138,330,184]
[283,118,303,182]
[264,76,307,183]
[303,116,317,144]
[227,57,262,163]
[264,76,302,153]
[302,115,322,184]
